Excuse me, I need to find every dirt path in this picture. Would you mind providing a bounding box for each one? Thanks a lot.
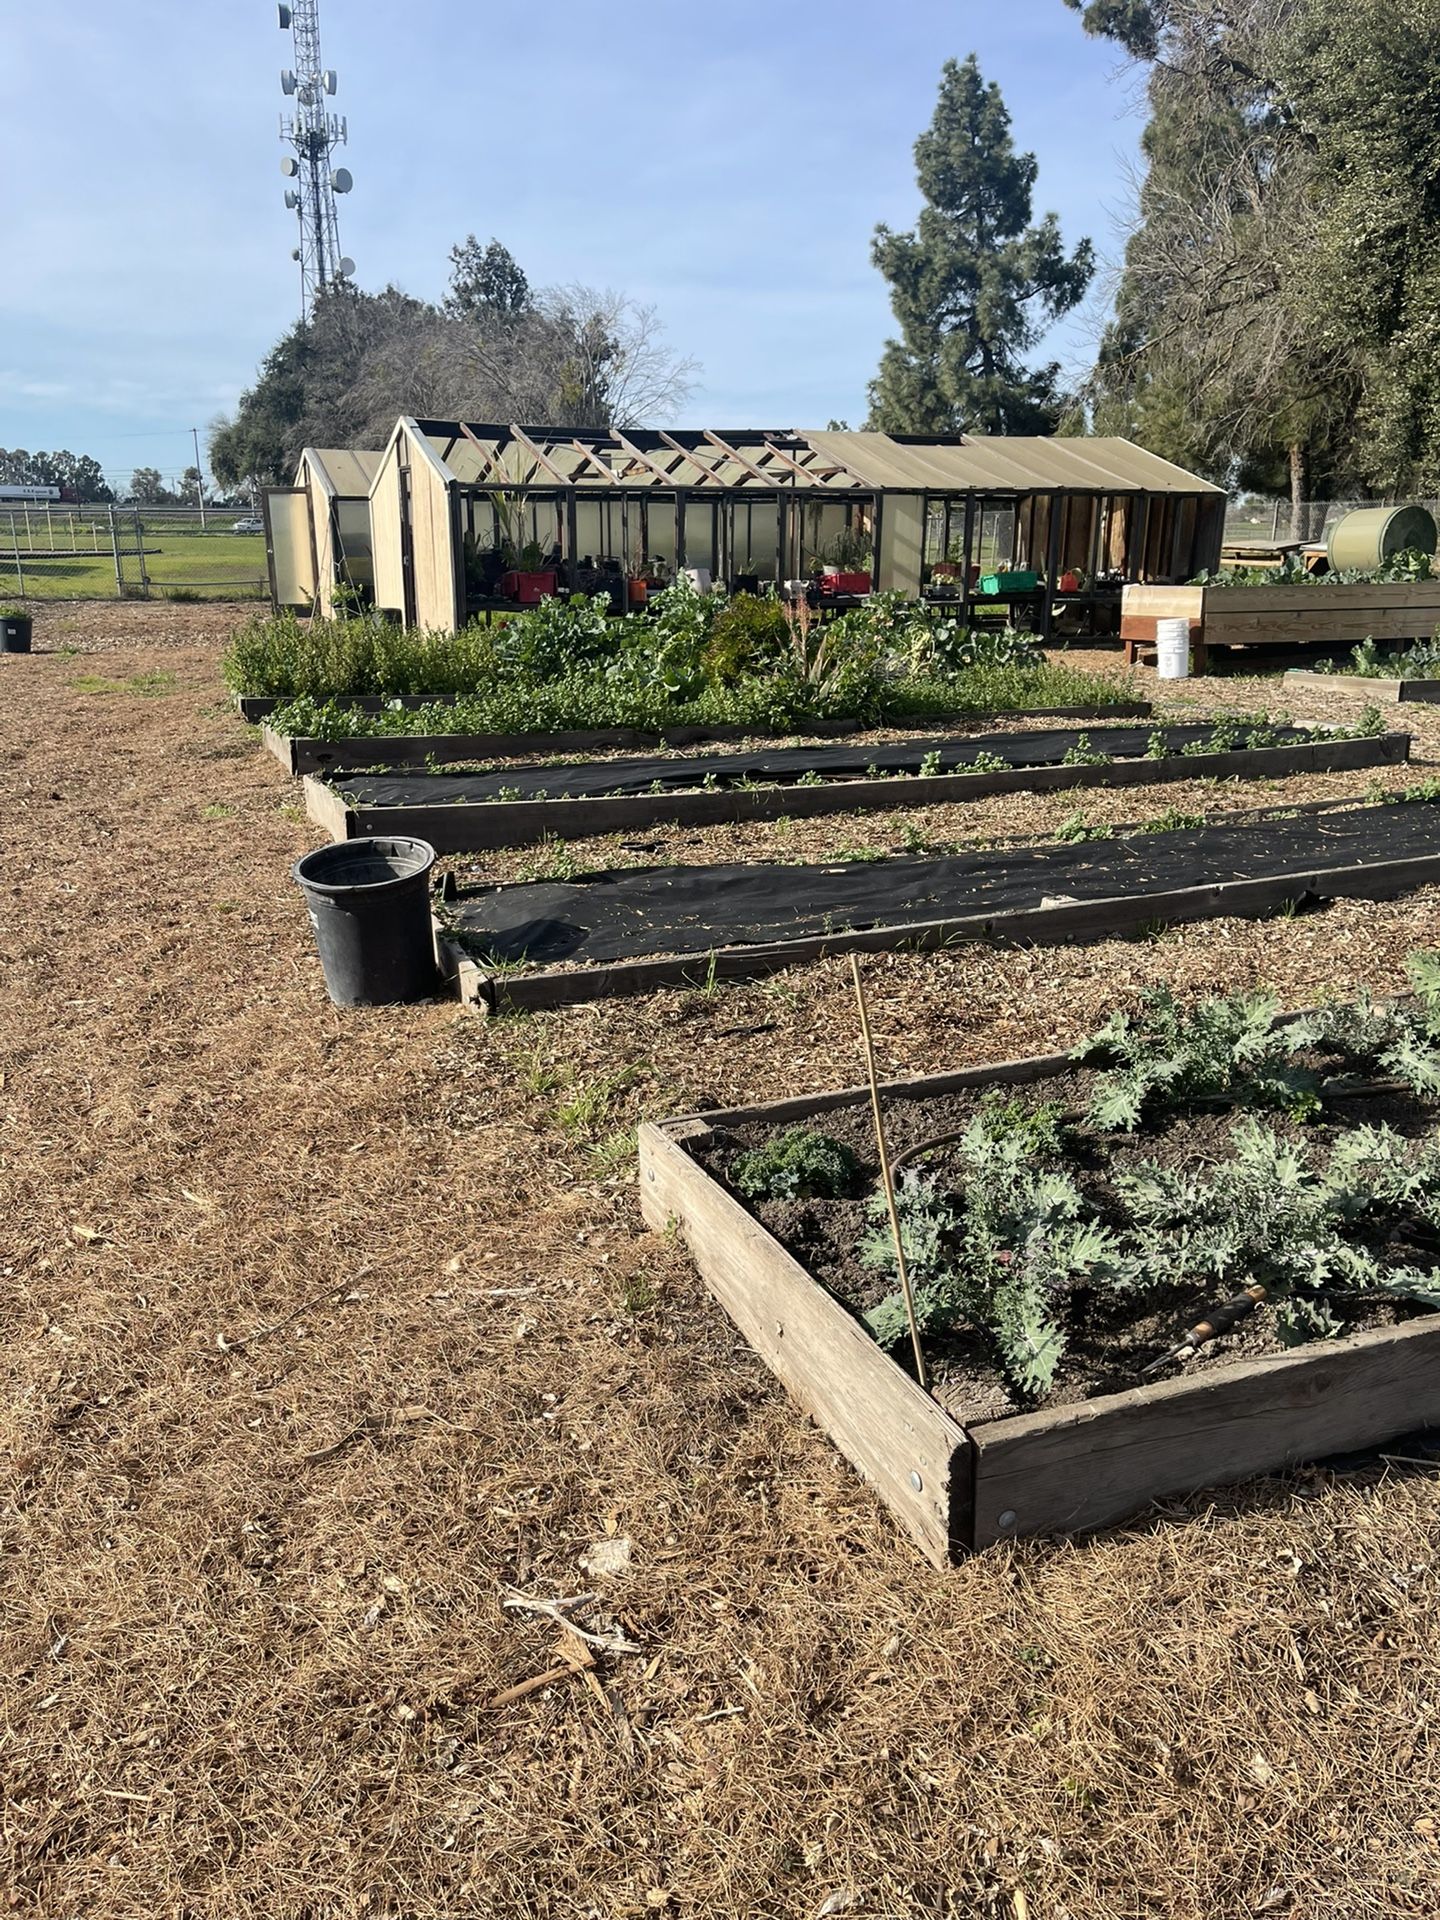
[3,611,1439,1918]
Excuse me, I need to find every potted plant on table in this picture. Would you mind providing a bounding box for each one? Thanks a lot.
[819,524,873,596]
[0,604,33,653]
[501,540,558,606]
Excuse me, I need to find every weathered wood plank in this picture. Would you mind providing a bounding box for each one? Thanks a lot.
[970,1312,1440,1546]
[639,1118,970,1564]
[445,838,1440,1014]
[689,1050,1078,1130]
[1121,586,1205,620]
[1284,670,1440,705]
[1206,608,1440,646]
[301,774,355,843]
[314,733,1409,853]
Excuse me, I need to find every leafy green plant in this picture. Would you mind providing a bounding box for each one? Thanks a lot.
[862,1109,1138,1396]
[1055,810,1113,843]
[1133,806,1207,834]
[732,1128,859,1201]
[1114,1116,1440,1312]
[1072,985,1324,1130]
[1061,733,1111,766]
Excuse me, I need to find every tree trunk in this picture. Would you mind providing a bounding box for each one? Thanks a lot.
[1289,441,1309,543]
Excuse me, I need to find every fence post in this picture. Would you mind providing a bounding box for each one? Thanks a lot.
[10,515,25,600]
[134,510,151,596]
[109,505,123,595]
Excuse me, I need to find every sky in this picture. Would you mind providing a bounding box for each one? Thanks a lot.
[0,1,1147,493]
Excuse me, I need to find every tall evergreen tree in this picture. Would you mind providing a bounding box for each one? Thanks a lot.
[445,236,532,321]
[866,55,1093,436]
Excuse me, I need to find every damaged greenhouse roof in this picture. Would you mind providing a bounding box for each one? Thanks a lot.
[395,419,1225,498]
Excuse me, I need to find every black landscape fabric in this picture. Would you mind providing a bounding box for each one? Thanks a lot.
[450,801,1440,969]
[338,723,1311,808]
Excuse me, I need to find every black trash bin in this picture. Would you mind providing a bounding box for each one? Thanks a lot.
[293,836,439,1006]
[1,611,33,653]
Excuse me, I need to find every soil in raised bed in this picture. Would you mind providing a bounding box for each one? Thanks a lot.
[447,798,1440,971]
[693,1071,1439,1427]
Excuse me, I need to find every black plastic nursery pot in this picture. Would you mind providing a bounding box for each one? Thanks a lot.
[0,613,33,653]
[293,836,439,1007]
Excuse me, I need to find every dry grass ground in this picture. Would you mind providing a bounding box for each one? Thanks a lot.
[4,606,1440,1919]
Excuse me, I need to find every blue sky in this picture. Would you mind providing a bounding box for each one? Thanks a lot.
[1,1,1144,491]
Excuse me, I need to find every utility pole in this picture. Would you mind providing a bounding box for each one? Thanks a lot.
[192,426,207,528]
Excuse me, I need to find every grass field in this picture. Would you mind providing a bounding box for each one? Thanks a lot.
[0,522,267,601]
[4,604,1440,1917]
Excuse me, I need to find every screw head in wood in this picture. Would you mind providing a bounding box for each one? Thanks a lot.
[909,1471,923,1492]
[997,1509,1017,1530]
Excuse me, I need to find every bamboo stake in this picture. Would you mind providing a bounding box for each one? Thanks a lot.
[849,954,928,1389]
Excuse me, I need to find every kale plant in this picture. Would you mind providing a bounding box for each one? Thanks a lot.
[732,1128,859,1201]
[862,1105,1138,1397]
[1072,985,1323,1131]
[1114,1116,1440,1312]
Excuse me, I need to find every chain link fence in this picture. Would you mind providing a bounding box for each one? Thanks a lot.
[1223,498,1440,546]
[0,503,269,603]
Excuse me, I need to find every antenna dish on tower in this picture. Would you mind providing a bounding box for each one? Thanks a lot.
[274,0,353,314]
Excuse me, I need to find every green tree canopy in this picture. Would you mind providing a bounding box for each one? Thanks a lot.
[1072,0,1440,514]
[210,244,696,492]
[866,55,1093,436]
[445,236,531,320]
[0,447,113,502]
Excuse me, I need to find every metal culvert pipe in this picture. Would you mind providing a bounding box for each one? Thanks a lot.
[1326,505,1437,571]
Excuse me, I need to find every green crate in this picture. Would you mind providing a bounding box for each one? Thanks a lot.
[978,570,1039,594]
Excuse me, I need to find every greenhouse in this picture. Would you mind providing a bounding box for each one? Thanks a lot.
[361,417,1225,634]
[265,446,382,618]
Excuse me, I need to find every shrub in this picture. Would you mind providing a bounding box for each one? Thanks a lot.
[704,593,788,683]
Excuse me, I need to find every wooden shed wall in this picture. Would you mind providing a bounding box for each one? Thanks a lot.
[409,456,459,631]
[369,445,406,617]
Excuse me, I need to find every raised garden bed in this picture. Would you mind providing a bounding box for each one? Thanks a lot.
[1123,581,1440,672]
[262,702,1152,777]
[438,787,1435,1014]
[306,723,1403,853]
[1284,669,1440,705]
[236,691,445,723]
[640,1006,1440,1561]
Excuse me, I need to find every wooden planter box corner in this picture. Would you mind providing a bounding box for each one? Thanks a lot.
[639,1051,1440,1564]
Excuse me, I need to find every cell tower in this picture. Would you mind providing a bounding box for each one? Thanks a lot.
[276,1,355,313]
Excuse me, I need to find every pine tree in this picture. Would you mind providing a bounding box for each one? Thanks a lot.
[445,236,532,322]
[866,56,1093,436]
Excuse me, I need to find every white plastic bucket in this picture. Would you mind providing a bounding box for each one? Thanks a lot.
[1155,616,1191,680]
